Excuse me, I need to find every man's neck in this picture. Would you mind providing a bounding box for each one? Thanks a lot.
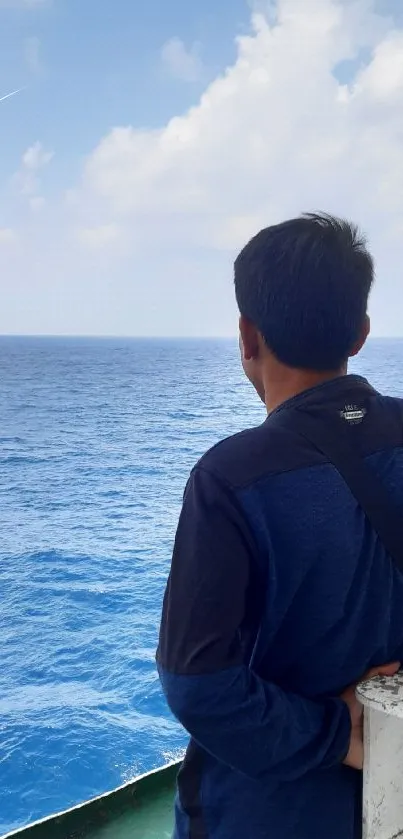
[263,363,346,414]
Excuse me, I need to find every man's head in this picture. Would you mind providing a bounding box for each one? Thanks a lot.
[234,213,374,405]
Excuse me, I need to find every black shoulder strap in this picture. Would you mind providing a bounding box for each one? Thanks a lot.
[280,408,403,574]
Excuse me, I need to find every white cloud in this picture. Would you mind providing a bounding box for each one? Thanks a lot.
[25,36,42,75]
[22,141,53,171]
[2,0,403,337]
[70,0,403,337]
[14,141,53,206]
[161,37,203,82]
[80,2,402,243]
[355,31,403,99]
[29,196,45,211]
[76,223,123,249]
[0,228,17,244]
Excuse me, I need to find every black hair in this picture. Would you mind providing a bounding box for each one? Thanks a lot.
[234,213,374,371]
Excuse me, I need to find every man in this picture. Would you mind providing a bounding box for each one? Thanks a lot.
[157,213,403,839]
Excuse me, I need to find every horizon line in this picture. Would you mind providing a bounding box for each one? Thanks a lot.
[0,333,238,340]
[0,334,402,341]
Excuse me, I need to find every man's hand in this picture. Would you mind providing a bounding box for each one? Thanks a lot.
[341,662,401,770]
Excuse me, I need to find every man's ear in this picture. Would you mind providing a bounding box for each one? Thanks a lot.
[239,315,260,361]
[350,315,370,358]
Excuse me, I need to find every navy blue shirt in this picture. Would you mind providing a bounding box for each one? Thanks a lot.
[157,376,403,839]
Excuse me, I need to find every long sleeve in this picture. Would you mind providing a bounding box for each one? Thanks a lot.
[157,465,351,782]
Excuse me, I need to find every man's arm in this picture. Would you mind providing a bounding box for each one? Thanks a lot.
[157,466,351,782]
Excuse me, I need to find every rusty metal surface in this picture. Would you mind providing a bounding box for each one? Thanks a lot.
[357,672,403,718]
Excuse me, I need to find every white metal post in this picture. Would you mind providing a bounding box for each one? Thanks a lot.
[357,672,403,839]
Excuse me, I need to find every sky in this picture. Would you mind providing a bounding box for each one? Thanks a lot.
[0,0,403,337]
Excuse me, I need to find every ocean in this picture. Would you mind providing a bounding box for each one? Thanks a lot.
[0,336,402,835]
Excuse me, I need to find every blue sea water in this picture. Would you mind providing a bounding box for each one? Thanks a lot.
[0,337,402,836]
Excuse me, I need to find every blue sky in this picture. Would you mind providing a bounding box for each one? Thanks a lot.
[1,0,403,336]
[0,0,248,187]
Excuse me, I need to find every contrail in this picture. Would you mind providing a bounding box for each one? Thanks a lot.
[0,88,25,104]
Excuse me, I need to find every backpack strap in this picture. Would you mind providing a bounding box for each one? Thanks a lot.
[278,406,403,574]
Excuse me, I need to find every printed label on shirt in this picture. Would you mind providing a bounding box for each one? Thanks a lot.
[340,404,367,425]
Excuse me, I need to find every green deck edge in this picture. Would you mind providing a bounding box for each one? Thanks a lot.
[3,762,180,839]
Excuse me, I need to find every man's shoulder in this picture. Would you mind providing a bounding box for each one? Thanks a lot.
[195,419,324,491]
[194,390,403,492]
[378,393,403,413]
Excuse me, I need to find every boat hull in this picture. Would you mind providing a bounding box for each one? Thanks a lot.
[3,761,179,839]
